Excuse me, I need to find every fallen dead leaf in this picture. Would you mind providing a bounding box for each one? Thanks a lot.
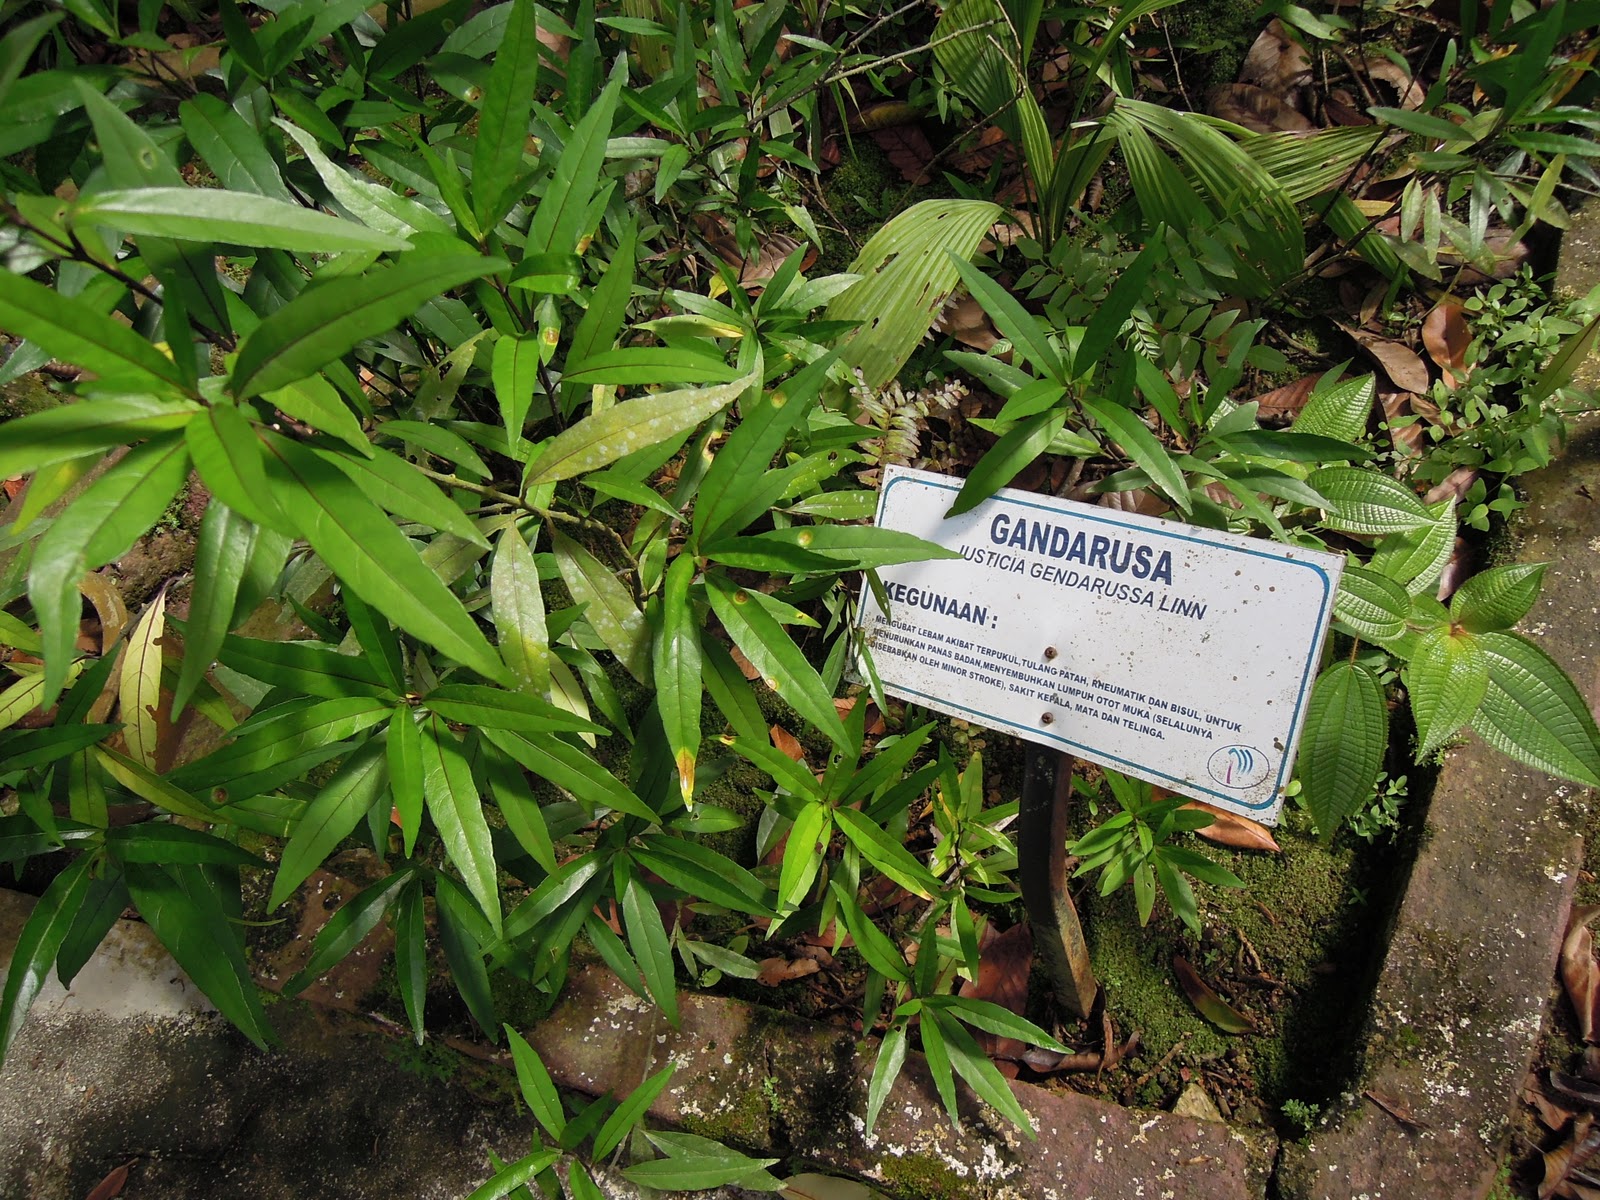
[1434,536,1473,602]
[1564,905,1600,1043]
[729,644,760,680]
[1208,83,1314,133]
[934,293,1001,353]
[757,955,821,986]
[958,923,1034,1059]
[1543,1112,1600,1200]
[1342,325,1431,393]
[1423,466,1479,507]
[1238,20,1311,94]
[1173,955,1254,1034]
[1527,1078,1579,1131]
[85,1161,133,1200]
[1182,802,1281,852]
[79,571,128,656]
[870,124,938,185]
[1252,374,1324,424]
[770,724,807,764]
[1363,1087,1428,1129]
[1422,301,1472,387]
[1363,55,1425,111]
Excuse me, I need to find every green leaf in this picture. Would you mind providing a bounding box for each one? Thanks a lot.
[593,1062,677,1158]
[179,94,293,201]
[776,802,830,913]
[0,854,94,1068]
[832,806,939,899]
[466,1151,562,1200]
[282,868,412,995]
[269,741,389,909]
[523,370,756,488]
[1370,501,1457,596]
[92,746,217,823]
[1293,374,1375,443]
[170,696,390,792]
[119,591,166,769]
[472,0,542,230]
[126,862,275,1049]
[918,1008,962,1129]
[387,708,425,856]
[621,868,679,1026]
[1333,565,1410,644]
[106,823,262,867]
[1450,563,1546,633]
[1473,632,1600,787]
[1083,393,1191,515]
[0,395,197,480]
[231,252,506,399]
[434,872,499,1039]
[945,409,1067,518]
[525,69,623,256]
[1213,430,1370,462]
[259,435,507,682]
[216,635,396,700]
[706,574,848,751]
[713,526,961,573]
[185,404,293,534]
[828,199,1004,389]
[551,529,649,683]
[393,878,428,1044]
[29,435,190,703]
[633,835,773,917]
[54,865,129,987]
[1297,661,1387,839]
[936,1009,1038,1136]
[0,725,114,774]
[864,1023,909,1134]
[423,682,603,736]
[482,727,658,823]
[936,996,1069,1053]
[491,525,551,695]
[949,252,1064,380]
[655,555,702,805]
[0,271,190,395]
[267,377,372,455]
[492,336,540,456]
[73,187,408,253]
[624,1133,780,1191]
[505,1026,566,1139]
[562,223,638,409]
[0,13,65,113]
[1407,627,1489,760]
[421,714,503,936]
[1307,467,1432,535]
[560,346,741,386]
[316,444,486,547]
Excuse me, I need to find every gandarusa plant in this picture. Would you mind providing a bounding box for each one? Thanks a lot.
[0,0,1597,1185]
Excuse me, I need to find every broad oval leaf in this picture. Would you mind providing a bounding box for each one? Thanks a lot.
[1333,565,1410,644]
[1297,661,1387,840]
[1293,373,1375,443]
[1473,632,1600,787]
[1407,627,1489,761]
[1307,466,1432,535]
[1450,563,1546,633]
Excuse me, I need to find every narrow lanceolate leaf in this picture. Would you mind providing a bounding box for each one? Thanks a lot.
[283,869,414,996]
[1450,563,1546,634]
[1408,627,1488,761]
[706,574,849,751]
[0,396,198,480]
[119,590,167,770]
[505,1026,566,1139]
[92,746,217,823]
[231,253,507,399]
[29,436,191,704]
[317,444,486,547]
[472,0,541,231]
[551,529,649,683]
[216,635,396,700]
[1333,565,1410,645]
[423,683,603,736]
[125,862,275,1050]
[434,874,499,1039]
[171,697,390,792]
[185,403,293,533]
[1307,467,1432,535]
[708,526,961,573]
[621,869,679,1027]
[259,435,507,683]
[420,715,502,935]
[482,727,659,823]
[492,336,540,456]
[179,94,293,201]
[71,188,408,253]
[1297,661,1387,840]
[1082,393,1191,515]
[525,70,622,257]
[864,1023,909,1134]
[832,806,940,899]
[491,525,550,695]
[174,504,256,720]
[387,708,425,856]
[0,854,93,1068]
[394,879,428,1045]
[776,802,830,913]
[936,1010,1039,1137]
[1473,632,1600,787]
[0,271,191,394]
[523,370,756,489]
[655,555,702,805]
[945,409,1067,518]
[269,741,389,909]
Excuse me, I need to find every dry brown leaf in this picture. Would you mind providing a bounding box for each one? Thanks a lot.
[959,923,1034,1059]
[949,124,1013,175]
[1527,1078,1579,1131]
[1182,801,1281,852]
[1423,466,1479,507]
[1434,536,1474,602]
[770,725,807,764]
[1208,83,1314,133]
[1238,20,1311,93]
[1173,955,1254,1033]
[85,1161,133,1200]
[1097,489,1166,517]
[1543,1113,1600,1200]
[1363,55,1424,110]
[869,124,937,185]
[757,955,821,986]
[1252,374,1324,424]
[1422,301,1472,387]
[729,643,761,680]
[935,293,1001,352]
[1564,906,1600,1043]
[1323,95,1373,126]
[1343,326,1431,393]
[79,571,128,656]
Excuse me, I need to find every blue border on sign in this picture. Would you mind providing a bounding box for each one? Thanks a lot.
[869,470,1338,811]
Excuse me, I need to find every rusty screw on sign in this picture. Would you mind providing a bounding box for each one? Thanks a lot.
[1018,642,1098,1018]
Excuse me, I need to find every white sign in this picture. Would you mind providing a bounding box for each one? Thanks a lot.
[856,467,1344,822]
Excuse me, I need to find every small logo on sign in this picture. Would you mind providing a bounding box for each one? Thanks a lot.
[1208,745,1270,789]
